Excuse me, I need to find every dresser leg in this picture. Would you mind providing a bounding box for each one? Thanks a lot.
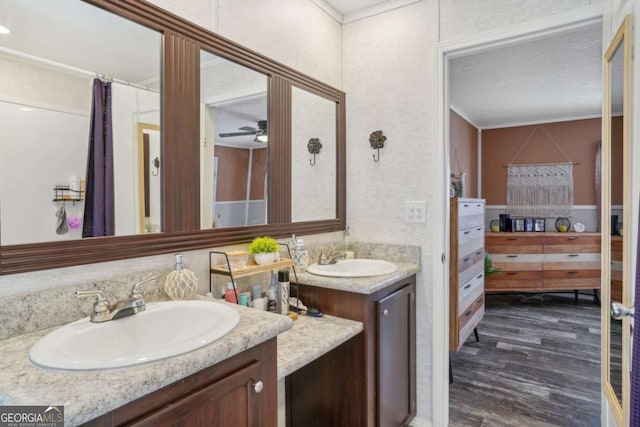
[574,290,578,304]
[593,289,601,306]
[449,354,453,384]
[474,327,479,342]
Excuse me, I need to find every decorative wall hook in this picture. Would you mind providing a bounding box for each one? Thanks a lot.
[369,130,386,162]
[307,138,322,166]
[152,157,160,176]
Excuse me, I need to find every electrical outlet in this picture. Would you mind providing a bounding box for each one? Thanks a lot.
[404,201,427,223]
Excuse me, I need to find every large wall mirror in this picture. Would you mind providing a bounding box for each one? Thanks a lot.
[0,0,346,274]
[602,15,631,424]
[0,0,161,245]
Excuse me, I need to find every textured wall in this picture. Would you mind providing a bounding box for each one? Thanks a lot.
[439,0,604,42]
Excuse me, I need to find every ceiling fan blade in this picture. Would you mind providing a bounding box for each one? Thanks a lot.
[238,126,258,132]
[218,131,257,137]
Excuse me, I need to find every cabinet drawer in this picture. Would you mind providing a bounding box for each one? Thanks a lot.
[458,276,484,315]
[542,236,600,253]
[458,294,484,331]
[542,253,600,270]
[459,225,485,246]
[459,296,484,344]
[458,248,484,273]
[458,200,484,217]
[492,254,542,272]
[459,215,484,230]
[485,236,544,254]
[542,269,600,290]
[459,260,483,287]
[486,271,542,291]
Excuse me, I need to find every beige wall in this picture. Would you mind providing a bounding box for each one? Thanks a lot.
[450,110,479,198]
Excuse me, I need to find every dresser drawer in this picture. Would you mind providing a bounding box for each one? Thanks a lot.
[459,225,485,246]
[485,235,544,254]
[459,215,484,230]
[542,236,600,253]
[458,248,484,274]
[458,273,484,312]
[458,200,485,217]
[459,238,484,262]
[458,294,484,331]
[542,269,600,290]
[492,254,542,272]
[542,253,600,270]
[486,271,542,291]
[459,260,483,288]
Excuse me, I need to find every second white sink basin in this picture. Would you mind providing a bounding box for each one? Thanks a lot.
[29,300,240,371]
[307,259,397,277]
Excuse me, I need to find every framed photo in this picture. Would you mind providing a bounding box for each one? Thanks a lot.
[534,218,545,232]
[524,218,534,232]
[513,219,525,232]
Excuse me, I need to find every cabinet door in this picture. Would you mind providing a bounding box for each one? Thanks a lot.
[376,284,416,426]
[130,361,262,427]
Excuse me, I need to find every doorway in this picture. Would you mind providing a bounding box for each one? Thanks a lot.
[432,7,604,426]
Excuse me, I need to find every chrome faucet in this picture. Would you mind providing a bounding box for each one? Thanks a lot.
[75,277,153,323]
[317,249,347,265]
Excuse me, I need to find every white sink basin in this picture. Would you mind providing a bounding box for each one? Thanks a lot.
[307,259,397,278]
[29,300,239,371]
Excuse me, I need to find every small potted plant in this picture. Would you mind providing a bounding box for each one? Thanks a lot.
[249,236,280,265]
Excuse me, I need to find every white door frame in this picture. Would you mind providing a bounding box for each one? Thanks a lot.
[432,5,604,426]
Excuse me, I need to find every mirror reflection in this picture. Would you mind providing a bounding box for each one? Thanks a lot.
[0,0,161,245]
[291,86,337,222]
[608,38,624,404]
[199,50,268,228]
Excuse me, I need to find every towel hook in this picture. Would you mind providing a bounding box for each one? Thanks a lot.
[151,157,160,176]
[369,130,386,163]
[307,138,322,167]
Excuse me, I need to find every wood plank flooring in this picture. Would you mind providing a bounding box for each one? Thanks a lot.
[449,293,601,427]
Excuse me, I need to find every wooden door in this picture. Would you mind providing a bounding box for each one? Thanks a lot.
[130,361,262,426]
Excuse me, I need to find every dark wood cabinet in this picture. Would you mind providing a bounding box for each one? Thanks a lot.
[82,339,277,427]
[288,275,416,427]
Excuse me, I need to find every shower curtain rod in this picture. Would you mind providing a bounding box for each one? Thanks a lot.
[0,47,159,93]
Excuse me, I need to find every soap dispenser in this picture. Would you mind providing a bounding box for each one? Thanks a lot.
[164,254,198,300]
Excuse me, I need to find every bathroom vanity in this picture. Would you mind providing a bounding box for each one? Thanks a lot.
[288,264,419,427]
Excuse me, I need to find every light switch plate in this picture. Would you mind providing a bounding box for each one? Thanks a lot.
[404,201,427,223]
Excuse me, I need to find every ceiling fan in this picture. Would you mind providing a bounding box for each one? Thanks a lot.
[219,120,268,142]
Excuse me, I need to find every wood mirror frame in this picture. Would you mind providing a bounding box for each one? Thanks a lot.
[602,14,631,424]
[0,0,346,275]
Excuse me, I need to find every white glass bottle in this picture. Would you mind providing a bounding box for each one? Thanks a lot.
[294,239,309,272]
[278,270,290,315]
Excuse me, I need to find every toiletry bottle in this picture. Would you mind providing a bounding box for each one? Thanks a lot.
[164,254,198,300]
[294,239,309,272]
[225,282,238,304]
[344,226,354,259]
[267,272,278,312]
[278,270,290,315]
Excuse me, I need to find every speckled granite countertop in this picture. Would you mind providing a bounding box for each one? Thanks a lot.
[296,262,420,294]
[277,314,363,380]
[0,303,292,426]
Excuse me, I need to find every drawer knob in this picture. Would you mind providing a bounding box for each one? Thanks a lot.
[507,238,518,241]
[383,309,389,316]
[568,254,579,257]
[507,272,517,275]
[463,284,471,290]
[568,237,578,240]
[464,310,472,317]
[253,381,264,394]
[507,255,518,258]
[463,256,471,262]
[464,231,471,235]
[568,271,578,274]
[476,273,483,279]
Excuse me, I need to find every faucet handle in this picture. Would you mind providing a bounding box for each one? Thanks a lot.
[74,290,110,317]
[130,277,154,300]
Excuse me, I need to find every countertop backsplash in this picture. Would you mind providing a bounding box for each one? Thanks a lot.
[0,233,420,340]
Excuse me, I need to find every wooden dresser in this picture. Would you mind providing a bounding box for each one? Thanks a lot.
[485,232,600,292]
[449,198,485,352]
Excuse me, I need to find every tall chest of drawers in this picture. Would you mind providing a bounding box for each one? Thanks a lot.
[449,198,485,352]
[485,232,601,292]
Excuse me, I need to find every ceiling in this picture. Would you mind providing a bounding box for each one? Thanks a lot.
[324,0,390,15]
[449,22,603,129]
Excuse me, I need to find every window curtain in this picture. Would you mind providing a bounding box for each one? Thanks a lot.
[506,163,574,218]
[82,79,114,237]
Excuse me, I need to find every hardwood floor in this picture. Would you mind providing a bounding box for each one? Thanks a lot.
[449,293,601,427]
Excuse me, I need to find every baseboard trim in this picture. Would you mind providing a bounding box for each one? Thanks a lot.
[410,416,432,427]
